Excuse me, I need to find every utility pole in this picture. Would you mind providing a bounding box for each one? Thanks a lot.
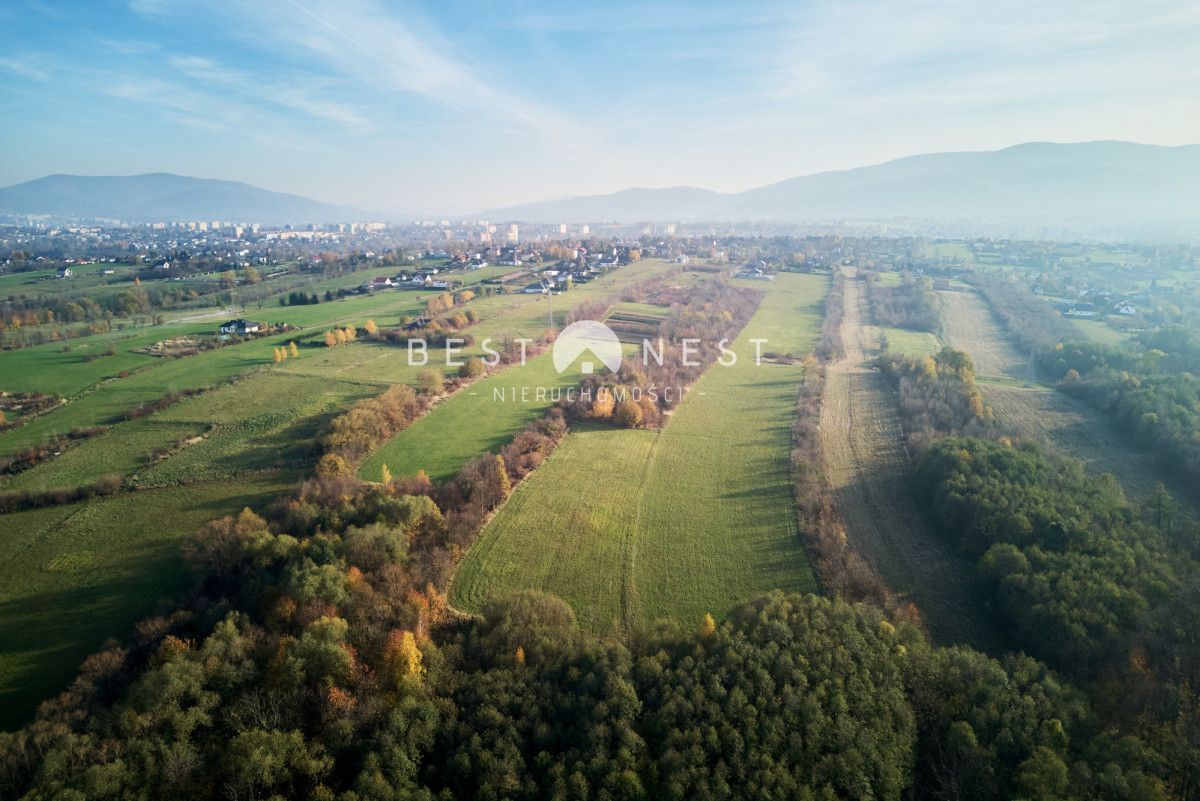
[547,286,555,333]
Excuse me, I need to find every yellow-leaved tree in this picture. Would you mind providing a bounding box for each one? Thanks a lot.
[495,454,511,498]
[384,630,424,684]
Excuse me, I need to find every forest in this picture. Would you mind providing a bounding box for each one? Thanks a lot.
[876,347,1199,796]
[0,469,1175,800]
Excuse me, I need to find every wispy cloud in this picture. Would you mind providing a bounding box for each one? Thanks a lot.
[128,0,596,154]
[165,53,372,127]
[765,0,1200,107]
[0,55,50,82]
[5,0,1196,208]
[271,0,595,148]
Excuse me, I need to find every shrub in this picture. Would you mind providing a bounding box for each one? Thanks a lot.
[458,357,485,379]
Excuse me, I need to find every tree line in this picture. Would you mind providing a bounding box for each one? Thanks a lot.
[976,276,1200,489]
[864,271,941,332]
[559,281,760,428]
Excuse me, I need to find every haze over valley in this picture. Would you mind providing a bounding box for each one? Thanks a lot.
[2,1,1199,798]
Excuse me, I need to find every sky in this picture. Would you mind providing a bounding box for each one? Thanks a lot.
[1,0,1198,213]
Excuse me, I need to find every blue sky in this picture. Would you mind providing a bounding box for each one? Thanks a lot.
[1,0,1197,212]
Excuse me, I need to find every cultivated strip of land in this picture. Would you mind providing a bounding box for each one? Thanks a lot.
[0,261,680,727]
[452,273,827,633]
[0,472,296,728]
[938,288,1197,510]
[356,260,682,483]
[820,274,1000,652]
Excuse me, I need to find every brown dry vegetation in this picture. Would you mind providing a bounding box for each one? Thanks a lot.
[938,288,1198,511]
[819,273,1001,652]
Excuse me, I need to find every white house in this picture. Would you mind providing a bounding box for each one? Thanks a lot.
[219,319,261,335]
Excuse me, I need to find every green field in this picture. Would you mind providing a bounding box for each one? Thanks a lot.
[0,260,681,728]
[0,292,430,456]
[609,301,670,318]
[1070,318,1130,347]
[452,273,827,633]
[0,472,296,729]
[881,326,943,357]
[355,260,681,482]
[921,242,975,262]
[359,353,587,483]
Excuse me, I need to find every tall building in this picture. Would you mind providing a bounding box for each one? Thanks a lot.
[506,223,519,244]
[581,224,590,236]
[558,223,568,235]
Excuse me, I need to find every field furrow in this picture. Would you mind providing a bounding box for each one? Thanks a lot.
[452,274,827,632]
[821,275,1000,652]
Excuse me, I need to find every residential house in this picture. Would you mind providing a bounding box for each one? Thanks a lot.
[1113,301,1137,316]
[219,319,261,335]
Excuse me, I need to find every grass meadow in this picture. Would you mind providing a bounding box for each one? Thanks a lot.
[0,260,679,727]
[0,472,297,729]
[452,273,827,633]
[355,260,680,482]
[881,326,944,357]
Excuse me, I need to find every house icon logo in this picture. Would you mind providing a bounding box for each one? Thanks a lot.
[552,320,623,375]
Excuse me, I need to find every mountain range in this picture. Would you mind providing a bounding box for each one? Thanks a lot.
[483,142,1200,231]
[0,173,363,225]
[1,142,1197,235]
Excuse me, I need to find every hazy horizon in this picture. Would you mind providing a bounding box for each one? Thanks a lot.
[2,0,1198,212]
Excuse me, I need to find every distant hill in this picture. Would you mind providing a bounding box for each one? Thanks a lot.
[485,142,1200,233]
[0,173,365,224]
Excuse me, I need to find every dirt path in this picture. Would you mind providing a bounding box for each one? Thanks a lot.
[821,274,1002,653]
[938,289,1197,512]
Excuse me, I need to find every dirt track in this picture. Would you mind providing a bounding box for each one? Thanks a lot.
[820,275,1001,652]
[938,289,1196,511]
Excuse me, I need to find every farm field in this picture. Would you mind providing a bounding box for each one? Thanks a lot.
[0,260,683,725]
[822,274,1001,652]
[4,260,677,490]
[359,352,586,483]
[1069,317,1130,346]
[452,273,827,633]
[921,242,975,262]
[356,260,681,481]
[880,326,942,357]
[0,472,296,729]
[938,288,1197,511]
[0,292,430,456]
